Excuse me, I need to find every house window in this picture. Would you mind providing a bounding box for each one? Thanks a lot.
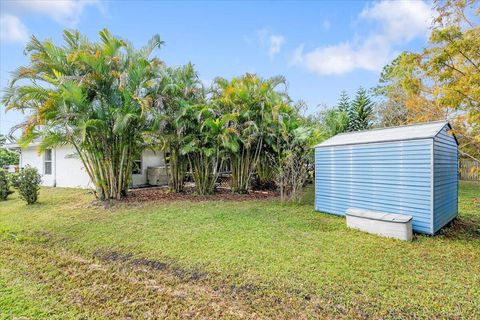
[44,149,52,175]
[132,157,142,175]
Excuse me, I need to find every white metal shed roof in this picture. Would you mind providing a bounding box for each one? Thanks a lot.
[315,121,456,148]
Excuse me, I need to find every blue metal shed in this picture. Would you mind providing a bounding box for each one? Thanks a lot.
[314,121,458,235]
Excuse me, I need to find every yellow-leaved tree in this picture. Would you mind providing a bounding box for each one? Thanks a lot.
[375,0,479,161]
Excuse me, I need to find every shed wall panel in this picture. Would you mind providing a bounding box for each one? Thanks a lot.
[433,126,458,233]
[315,139,433,234]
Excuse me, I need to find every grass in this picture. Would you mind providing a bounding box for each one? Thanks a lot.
[0,182,479,319]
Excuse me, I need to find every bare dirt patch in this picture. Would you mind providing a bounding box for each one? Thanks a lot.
[474,197,480,208]
[440,217,480,240]
[122,186,279,204]
[94,250,208,281]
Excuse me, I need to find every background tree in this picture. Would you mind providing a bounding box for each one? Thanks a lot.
[373,0,479,157]
[350,87,373,131]
[337,91,350,113]
[319,108,349,138]
[424,0,480,156]
[373,55,409,127]
[337,91,353,131]
[373,52,449,125]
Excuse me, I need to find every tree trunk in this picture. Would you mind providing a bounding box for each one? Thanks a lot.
[167,143,186,193]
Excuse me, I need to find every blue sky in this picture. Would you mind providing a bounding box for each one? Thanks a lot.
[0,0,434,135]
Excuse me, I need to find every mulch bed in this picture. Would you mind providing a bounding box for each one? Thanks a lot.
[122,186,279,203]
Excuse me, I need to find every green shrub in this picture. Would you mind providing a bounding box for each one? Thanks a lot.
[0,169,14,201]
[12,166,42,204]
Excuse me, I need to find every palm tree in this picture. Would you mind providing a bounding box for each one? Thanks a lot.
[155,63,204,192]
[179,104,238,195]
[212,74,288,193]
[3,29,164,200]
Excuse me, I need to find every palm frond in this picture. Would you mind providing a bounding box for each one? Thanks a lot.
[140,34,164,57]
[38,131,67,152]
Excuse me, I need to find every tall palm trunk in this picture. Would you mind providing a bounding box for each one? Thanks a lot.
[167,143,186,192]
[75,132,136,201]
[255,153,276,188]
[230,139,262,193]
[189,151,222,195]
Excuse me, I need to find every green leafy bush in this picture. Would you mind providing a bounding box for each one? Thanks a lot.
[0,169,14,201]
[0,148,19,167]
[0,135,20,167]
[12,166,42,204]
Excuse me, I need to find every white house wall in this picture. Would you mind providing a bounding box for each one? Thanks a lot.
[20,147,54,186]
[20,146,165,189]
[20,146,91,188]
[55,146,92,188]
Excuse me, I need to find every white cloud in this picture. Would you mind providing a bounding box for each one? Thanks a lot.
[268,35,285,59]
[4,0,101,26]
[0,14,29,44]
[1,0,102,44]
[292,0,433,76]
[360,0,432,42]
[256,28,285,60]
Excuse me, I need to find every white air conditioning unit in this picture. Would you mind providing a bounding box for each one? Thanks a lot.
[147,166,168,186]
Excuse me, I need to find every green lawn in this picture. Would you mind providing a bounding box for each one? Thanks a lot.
[1,182,479,319]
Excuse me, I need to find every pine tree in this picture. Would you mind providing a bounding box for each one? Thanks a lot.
[337,91,350,113]
[336,91,353,132]
[350,87,373,131]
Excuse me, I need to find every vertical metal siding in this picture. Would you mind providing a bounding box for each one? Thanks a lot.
[315,139,433,234]
[433,125,458,233]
